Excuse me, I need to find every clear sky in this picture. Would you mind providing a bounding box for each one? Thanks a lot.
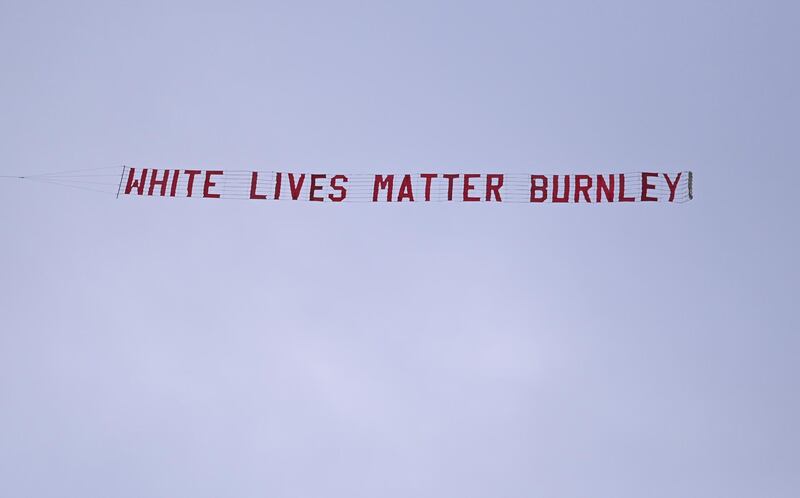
[0,1,797,497]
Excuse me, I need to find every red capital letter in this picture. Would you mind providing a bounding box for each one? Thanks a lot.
[443,174,459,201]
[641,172,658,202]
[397,174,415,202]
[329,175,348,202]
[124,167,147,196]
[309,174,326,201]
[530,175,547,202]
[486,174,503,201]
[596,174,614,202]
[663,172,682,202]
[273,172,282,200]
[552,175,570,203]
[148,169,169,196]
[574,174,592,203]
[185,170,201,197]
[250,171,268,200]
[463,174,480,201]
[288,173,306,200]
[373,175,394,202]
[618,174,635,202]
[203,170,223,198]
[421,173,437,201]
[170,170,180,197]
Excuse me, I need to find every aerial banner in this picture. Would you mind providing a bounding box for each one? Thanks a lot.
[118,167,693,204]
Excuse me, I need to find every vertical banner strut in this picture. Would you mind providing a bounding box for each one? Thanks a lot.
[116,165,126,199]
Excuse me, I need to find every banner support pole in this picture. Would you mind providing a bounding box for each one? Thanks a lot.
[116,165,126,199]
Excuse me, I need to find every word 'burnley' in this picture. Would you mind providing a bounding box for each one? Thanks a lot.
[121,168,691,203]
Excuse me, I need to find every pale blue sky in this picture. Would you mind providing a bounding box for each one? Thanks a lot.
[1,1,797,497]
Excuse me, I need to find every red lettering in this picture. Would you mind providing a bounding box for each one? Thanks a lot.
[329,175,348,202]
[288,173,305,200]
[663,172,682,202]
[574,174,592,203]
[618,174,635,202]
[421,173,437,201]
[170,170,180,197]
[250,171,268,200]
[274,172,282,200]
[124,167,147,196]
[148,169,169,196]
[552,175,570,203]
[443,174,459,201]
[309,174,326,201]
[185,170,201,197]
[462,174,480,201]
[203,170,223,198]
[397,174,414,202]
[373,175,394,202]
[641,172,658,201]
[486,174,503,201]
[596,174,614,202]
[530,175,547,202]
